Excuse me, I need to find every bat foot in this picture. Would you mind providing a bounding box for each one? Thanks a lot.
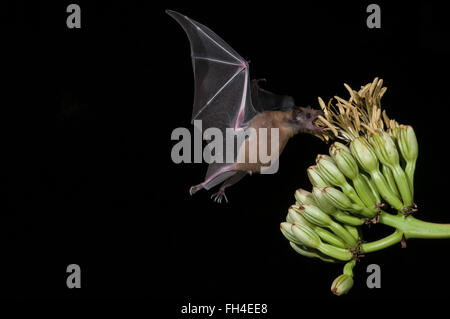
[211,189,228,204]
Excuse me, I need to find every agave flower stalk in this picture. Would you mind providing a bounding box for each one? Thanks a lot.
[280,78,450,295]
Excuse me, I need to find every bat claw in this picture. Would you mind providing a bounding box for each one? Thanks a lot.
[211,189,228,203]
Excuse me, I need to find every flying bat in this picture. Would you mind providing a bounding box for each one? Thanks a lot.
[167,10,324,203]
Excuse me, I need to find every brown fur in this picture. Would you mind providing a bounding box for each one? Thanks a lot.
[236,110,300,173]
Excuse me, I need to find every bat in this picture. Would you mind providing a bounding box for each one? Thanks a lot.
[167,10,324,203]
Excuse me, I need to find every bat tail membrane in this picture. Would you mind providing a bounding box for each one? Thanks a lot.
[190,163,238,195]
[166,10,258,129]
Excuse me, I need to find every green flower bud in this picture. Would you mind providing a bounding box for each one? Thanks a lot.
[321,187,354,211]
[369,132,400,168]
[350,137,379,173]
[289,242,337,263]
[397,125,418,163]
[316,154,334,162]
[294,189,317,206]
[286,213,294,224]
[396,125,418,194]
[312,187,337,214]
[288,206,312,227]
[316,155,348,187]
[330,143,360,180]
[390,126,400,140]
[291,223,321,249]
[350,138,404,210]
[331,274,354,296]
[331,141,351,152]
[317,242,353,261]
[316,154,366,207]
[370,132,413,207]
[280,222,300,244]
[322,187,375,218]
[298,204,333,228]
[312,187,365,226]
[290,205,349,248]
[307,165,330,188]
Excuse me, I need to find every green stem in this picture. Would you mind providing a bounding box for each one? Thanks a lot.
[330,210,365,226]
[314,227,347,248]
[342,182,365,207]
[343,259,356,276]
[391,164,413,207]
[359,212,450,254]
[329,222,358,247]
[370,170,404,210]
[353,174,377,208]
[344,225,359,241]
[360,230,403,253]
[382,164,400,197]
[379,212,450,239]
[362,173,381,204]
[317,243,353,261]
[405,161,416,197]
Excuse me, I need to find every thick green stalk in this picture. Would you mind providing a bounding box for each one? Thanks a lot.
[360,230,403,253]
[359,214,450,254]
[379,212,450,239]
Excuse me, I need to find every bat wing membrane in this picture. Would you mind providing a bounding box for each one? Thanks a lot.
[167,10,257,131]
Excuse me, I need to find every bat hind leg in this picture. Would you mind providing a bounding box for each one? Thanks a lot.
[189,165,238,196]
[211,171,248,203]
[211,189,228,204]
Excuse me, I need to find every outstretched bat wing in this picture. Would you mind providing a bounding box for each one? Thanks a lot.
[167,10,257,132]
[168,11,295,193]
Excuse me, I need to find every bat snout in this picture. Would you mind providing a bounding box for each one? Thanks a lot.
[293,106,325,133]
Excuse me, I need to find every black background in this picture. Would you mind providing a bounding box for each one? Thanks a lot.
[2,0,450,308]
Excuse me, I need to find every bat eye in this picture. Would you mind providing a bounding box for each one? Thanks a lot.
[305,113,311,119]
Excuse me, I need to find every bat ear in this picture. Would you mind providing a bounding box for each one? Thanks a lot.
[299,105,314,112]
[300,105,324,116]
